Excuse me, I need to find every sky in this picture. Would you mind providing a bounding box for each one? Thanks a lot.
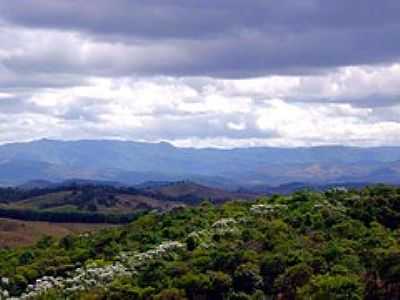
[0,0,400,148]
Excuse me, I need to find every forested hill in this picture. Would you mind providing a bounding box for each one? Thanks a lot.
[0,182,254,223]
[1,185,400,299]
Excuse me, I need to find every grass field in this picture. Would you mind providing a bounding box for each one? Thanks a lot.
[0,217,115,248]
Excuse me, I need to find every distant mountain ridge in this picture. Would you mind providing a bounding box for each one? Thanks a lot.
[1,139,400,187]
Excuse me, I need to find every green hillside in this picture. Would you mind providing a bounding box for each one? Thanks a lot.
[1,185,400,299]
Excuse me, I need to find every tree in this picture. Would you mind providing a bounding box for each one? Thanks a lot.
[233,263,263,294]
[154,288,187,300]
[275,263,312,299]
[177,272,211,299]
[19,250,35,265]
[208,271,233,300]
[260,253,287,292]
[299,274,364,300]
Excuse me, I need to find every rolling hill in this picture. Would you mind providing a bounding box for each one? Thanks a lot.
[0,181,255,223]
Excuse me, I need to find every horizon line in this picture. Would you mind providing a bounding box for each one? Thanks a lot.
[1,137,400,150]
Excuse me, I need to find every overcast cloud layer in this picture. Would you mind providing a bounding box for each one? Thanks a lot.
[0,0,400,148]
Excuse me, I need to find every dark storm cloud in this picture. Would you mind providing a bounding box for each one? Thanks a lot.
[1,0,400,77]
[2,1,399,38]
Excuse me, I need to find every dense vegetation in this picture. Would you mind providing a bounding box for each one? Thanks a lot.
[1,185,400,299]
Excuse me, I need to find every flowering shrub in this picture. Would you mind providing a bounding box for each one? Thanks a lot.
[250,204,288,215]
[211,218,238,234]
[3,241,185,299]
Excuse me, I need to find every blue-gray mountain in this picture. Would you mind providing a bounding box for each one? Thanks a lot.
[1,139,400,187]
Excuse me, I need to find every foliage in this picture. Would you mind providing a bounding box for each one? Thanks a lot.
[1,185,400,299]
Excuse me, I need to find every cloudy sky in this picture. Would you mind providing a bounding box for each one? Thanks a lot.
[0,0,400,148]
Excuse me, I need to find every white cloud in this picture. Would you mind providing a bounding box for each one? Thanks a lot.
[216,63,400,105]
[0,92,13,99]
[2,44,400,147]
[2,2,400,149]
[255,99,400,147]
[227,121,247,131]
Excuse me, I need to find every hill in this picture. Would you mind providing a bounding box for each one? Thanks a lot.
[1,139,400,186]
[1,185,400,299]
[0,218,112,248]
[0,182,255,224]
[144,181,254,204]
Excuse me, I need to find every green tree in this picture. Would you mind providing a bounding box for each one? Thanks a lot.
[275,263,312,299]
[233,263,263,294]
[208,271,233,299]
[177,272,211,299]
[299,274,364,300]
[154,288,187,300]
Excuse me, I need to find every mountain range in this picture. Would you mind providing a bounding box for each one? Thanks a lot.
[1,139,400,187]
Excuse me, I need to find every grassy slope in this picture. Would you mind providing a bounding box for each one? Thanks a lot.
[7,191,74,210]
[0,217,114,247]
